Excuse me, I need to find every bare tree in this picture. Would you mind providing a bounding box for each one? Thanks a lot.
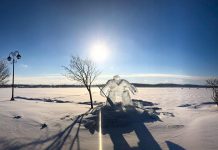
[206,79,218,105]
[0,59,10,85]
[63,56,100,109]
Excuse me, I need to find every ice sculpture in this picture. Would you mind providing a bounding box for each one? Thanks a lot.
[100,75,137,106]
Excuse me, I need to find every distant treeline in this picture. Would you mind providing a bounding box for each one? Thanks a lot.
[133,83,214,88]
[0,83,214,88]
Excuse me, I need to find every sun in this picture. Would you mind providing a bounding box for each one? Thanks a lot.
[89,41,109,63]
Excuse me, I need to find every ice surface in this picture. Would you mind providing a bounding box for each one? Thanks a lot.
[100,75,137,106]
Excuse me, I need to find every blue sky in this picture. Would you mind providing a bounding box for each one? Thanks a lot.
[0,0,217,84]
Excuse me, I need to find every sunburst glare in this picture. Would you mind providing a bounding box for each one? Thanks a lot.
[89,41,109,63]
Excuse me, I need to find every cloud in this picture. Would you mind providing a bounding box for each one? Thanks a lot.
[10,73,217,85]
[13,74,74,85]
[97,73,217,85]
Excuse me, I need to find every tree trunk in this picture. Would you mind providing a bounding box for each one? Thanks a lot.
[88,88,93,109]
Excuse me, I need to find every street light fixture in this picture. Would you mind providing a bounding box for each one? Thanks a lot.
[7,51,21,101]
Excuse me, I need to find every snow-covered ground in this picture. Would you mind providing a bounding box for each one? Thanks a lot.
[0,88,217,150]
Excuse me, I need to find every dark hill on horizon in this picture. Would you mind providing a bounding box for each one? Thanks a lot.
[0,83,212,88]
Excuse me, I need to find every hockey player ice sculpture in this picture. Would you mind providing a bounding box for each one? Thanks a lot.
[100,75,137,106]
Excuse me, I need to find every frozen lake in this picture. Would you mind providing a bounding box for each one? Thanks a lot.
[0,87,213,106]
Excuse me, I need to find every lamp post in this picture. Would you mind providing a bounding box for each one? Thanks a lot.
[7,51,21,101]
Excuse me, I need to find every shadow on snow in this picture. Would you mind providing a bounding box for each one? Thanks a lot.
[0,102,185,150]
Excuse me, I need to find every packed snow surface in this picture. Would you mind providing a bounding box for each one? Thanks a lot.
[0,88,217,150]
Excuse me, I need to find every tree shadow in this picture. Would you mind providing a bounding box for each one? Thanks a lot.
[14,96,102,106]
[0,110,90,150]
[0,104,185,150]
[45,114,83,150]
[14,96,72,103]
[178,101,218,109]
[82,104,162,150]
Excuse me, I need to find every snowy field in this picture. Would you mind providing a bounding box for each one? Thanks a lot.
[0,88,218,150]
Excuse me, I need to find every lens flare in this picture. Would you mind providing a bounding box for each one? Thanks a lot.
[99,109,103,150]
